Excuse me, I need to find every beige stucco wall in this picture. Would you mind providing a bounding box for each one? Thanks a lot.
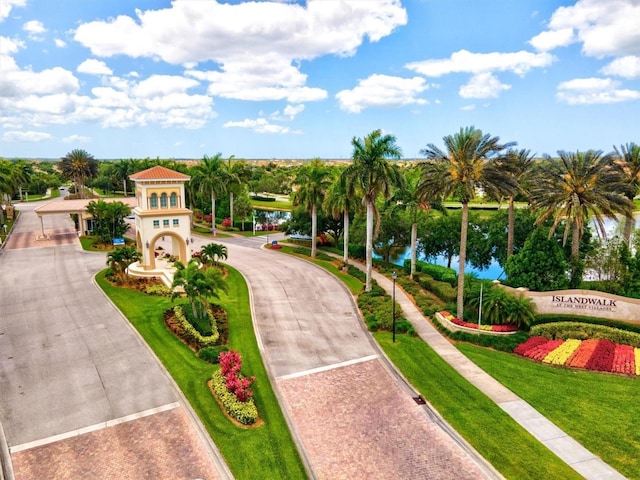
[499,283,640,324]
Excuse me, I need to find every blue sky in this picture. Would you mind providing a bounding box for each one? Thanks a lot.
[1,0,639,160]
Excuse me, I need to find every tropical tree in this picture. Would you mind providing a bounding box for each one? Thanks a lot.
[106,246,140,284]
[171,259,229,322]
[201,242,228,266]
[223,157,251,226]
[323,177,358,267]
[341,129,403,291]
[529,150,633,287]
[192,154,228,235]
[504,149,536,258]
[59,149,98,198]
[417,126,516,318]
[86,200,131,244]
[293,159,332,258]
[612,143,640,244]
[233,189,254,231]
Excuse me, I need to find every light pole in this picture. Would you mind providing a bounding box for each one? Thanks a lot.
[392,272,397,343]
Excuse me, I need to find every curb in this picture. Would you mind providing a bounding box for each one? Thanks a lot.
[0,421,15,480]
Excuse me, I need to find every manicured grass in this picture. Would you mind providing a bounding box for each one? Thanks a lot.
[96,269,307,480]
[375,333,582,480]
[251,200,291,211]
[459,343,640,479]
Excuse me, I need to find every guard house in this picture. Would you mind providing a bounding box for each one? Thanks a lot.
[129,166,192,271]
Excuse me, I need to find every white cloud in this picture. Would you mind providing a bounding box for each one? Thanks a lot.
[54,38,66,48]
[271,104,305,121]
[406,50,555,77]
[336,74,428,113]
[0,0,25,22]
[62,134,91,144]
[0,35,24,55]
[23,20,46,40]
[556,77,640,104]
[601,56,640,79]
[529,28,574,52]
[460,104,476,111]
[530,0,640,57]
[223,117,296,134]
[131,75,199,98]
[74,0,406,102]
[77,59,113,76]
[459,73,511,99]
[3,130,52,142]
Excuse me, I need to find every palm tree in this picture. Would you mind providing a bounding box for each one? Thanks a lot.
[417,126,516,318]
[106,246,140,284]
[192,154,228,235]
[612,143,640,244]
[223,157,251,227]
[293,159,332,258]
[341,129,403,291]
[59,149,98,199]
[171,259,228,321]
[504,149,536,258]
[201,242,228,266]
[324,174,358,268]
[529,150,633,287]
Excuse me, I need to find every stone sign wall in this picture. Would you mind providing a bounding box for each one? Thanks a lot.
[498,284,640,324]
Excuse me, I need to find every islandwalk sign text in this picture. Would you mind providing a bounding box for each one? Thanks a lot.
[551,295,617,311]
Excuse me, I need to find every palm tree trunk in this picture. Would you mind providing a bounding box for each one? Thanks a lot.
[211,193,216,235]
[230,191,234,226]
[365,200,374,292]
[410,222,417,276]
[456,202,469,318]
[343,209,349,268]
[624,214,635,245]
[507,196,515,258]
[311,203,317,258]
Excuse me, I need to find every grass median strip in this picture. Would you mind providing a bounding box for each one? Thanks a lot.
[96,268,307,480]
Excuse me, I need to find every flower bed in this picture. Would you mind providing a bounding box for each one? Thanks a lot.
[438,311,519,334]
[515,336,640,376]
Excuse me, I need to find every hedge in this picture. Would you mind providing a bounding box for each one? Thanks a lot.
[174,305,220,348]
[531,322,640,348]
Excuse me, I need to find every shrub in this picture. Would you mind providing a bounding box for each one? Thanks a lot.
[145,284,172,296]
[211,370,258,425]
[406,260,458,286]
[199,345,230,364]
[415,273,456,302]
[348,244,365,260]
[219,350,255,402]
[530,322,640,348]
[173,305,219,348]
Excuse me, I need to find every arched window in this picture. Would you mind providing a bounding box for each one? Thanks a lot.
[170,192,177,207]
[150,193,158,208]
[160,193,168,208]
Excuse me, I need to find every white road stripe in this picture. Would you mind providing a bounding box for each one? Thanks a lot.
[277,355,378,381]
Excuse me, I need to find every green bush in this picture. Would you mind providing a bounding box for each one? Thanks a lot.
[406,260,458,286]
[415,273,457,302]
[347,265,366,283]
[531,322,640,348]
[211,370,258,425]
[532,314,640,334]
[348,244,366,260]
[174,306,220,348]
[199,345,230,364]
[145,284,171,296]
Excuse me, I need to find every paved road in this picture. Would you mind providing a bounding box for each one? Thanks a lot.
[0,202,229,479]
[214,236,498,480]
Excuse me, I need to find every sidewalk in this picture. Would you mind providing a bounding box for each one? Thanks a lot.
[351,261,625,480]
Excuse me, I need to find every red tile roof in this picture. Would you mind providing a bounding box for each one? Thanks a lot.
[129,165,190,181]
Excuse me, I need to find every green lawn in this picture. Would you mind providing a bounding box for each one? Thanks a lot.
[374,334,582,480]
[459,343,640,479]
[252,200,291,211]
[96,269,307,480]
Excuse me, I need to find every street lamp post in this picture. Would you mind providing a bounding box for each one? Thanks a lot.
[392,272,397,343]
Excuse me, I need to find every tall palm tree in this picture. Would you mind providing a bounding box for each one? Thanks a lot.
[223,157,251,227]
[612,143,640,244]
[293,159,332,258]
[504,149,536,259]
[324,174,358,268]
[192,154,228,235]
[59,149,98,199]
[417,126,516,318]
[529,150,633,287]
[341,129,403,291]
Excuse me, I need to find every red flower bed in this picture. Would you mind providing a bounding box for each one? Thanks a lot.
[584,339,616,372]
[612,344,636,375]
[565,339,599,369]
[526,339,564,361]
[514,336,549,356]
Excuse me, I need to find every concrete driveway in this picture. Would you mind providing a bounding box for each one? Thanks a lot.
[0,202,229,479]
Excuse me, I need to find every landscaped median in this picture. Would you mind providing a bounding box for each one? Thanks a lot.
[436,311,519,334]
